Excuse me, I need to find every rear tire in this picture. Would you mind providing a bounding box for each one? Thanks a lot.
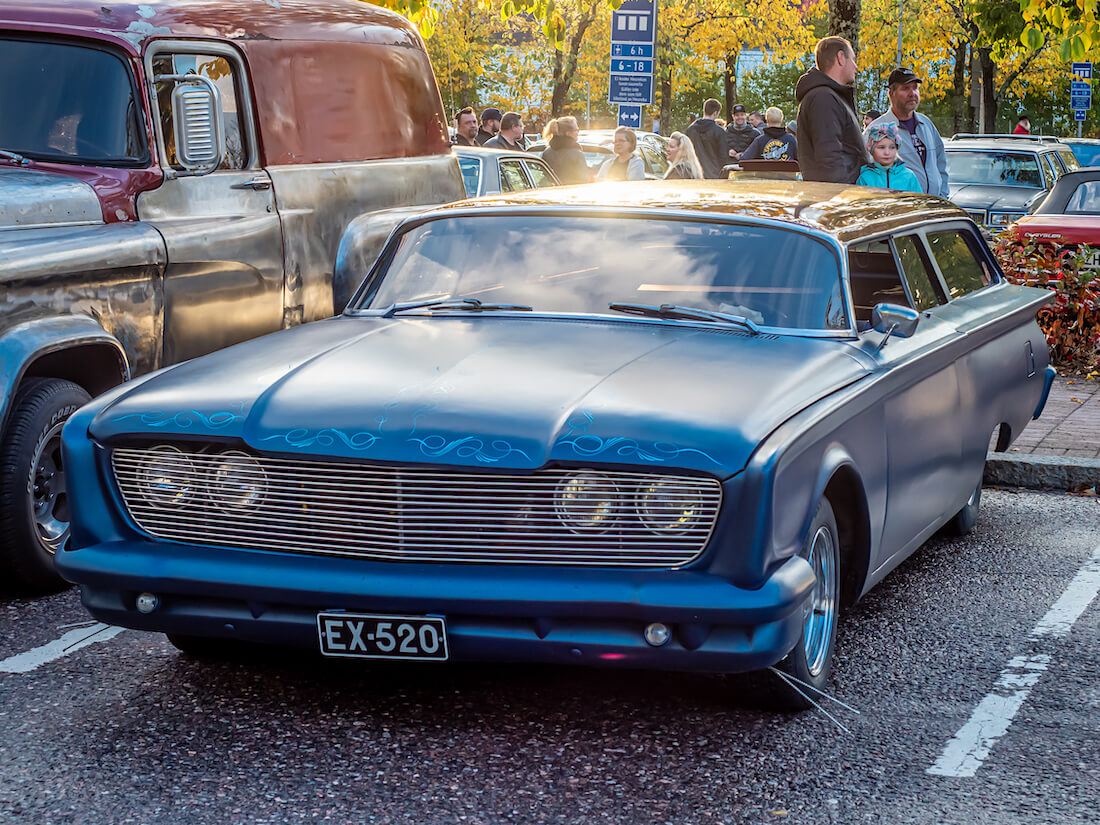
[0,378,91,593]
[943,481,982,537]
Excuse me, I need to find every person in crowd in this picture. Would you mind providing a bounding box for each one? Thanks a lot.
[1014,114,1032,135]
[477,108,502,145]
[540,116,590,184]
[856,123,922,192]
[685,98,729,179]
[864,68,949,198]
[794,36,867,184]
[863,109,882,128]
[663,131,704,179]
[485,112,527,151]
[748,111,765,131]
[725,103,761,162]
[596,127,645,180]
[786,120,797,136]
[453,107,479,146]
[742,106,798,161]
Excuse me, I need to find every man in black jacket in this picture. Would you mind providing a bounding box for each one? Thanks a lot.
[684,98,729,179]
[725,104,761,162]
[794,37,868,184]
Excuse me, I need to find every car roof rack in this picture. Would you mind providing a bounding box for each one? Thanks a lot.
[949,133,1065,144]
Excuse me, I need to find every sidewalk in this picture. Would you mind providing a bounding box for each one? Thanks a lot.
[984,375,1100,491]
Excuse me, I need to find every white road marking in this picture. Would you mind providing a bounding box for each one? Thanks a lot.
[928,544,1100,778]
[0,623,126,674]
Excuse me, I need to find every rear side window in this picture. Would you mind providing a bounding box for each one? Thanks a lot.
[1066,180,1100,213]
[927,230,993,299]
[1059,149,1081,172]
[524,160,556,188]
[893,235,946,311]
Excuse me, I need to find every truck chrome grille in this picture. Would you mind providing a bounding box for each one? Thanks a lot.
[110,447,722,567]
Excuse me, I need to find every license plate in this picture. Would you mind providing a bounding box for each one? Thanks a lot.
[316,612,448,661]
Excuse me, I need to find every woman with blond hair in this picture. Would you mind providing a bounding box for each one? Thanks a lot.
[596,127,645,181]
[663,131,704,179]
[540,116,590,184]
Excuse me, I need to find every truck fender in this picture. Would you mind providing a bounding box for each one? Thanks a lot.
[0,316,129,435]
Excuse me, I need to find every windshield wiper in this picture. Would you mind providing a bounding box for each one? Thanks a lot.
[608,302,760,335]
[381,298,533,317]
[0,149,31,166]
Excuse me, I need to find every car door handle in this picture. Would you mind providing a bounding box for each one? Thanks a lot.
[230,177,272,191]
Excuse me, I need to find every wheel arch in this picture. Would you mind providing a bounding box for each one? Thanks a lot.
[0,317,129,437]
[818,456,871,609]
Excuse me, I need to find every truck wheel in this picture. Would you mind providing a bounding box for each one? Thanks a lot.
[0,378,91,593]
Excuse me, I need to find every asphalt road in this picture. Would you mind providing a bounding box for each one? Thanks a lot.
[1,489,1097,825]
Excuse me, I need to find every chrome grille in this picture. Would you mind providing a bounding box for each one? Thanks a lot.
[110,447,722,567]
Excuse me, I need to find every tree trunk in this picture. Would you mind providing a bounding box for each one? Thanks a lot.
[979,47,996,132]
[723,51,738,121]
[549,1,601,117]
[828,0,861,55]
[659,56,673,135]
[952,41,968,137]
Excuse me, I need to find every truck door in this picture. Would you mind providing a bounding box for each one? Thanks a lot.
[137,43,284,365]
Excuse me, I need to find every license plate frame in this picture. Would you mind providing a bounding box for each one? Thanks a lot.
[316,612,449,661]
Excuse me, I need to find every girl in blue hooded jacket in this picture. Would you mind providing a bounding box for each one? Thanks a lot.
[856,124,922,193]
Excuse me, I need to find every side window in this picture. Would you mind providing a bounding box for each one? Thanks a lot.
[457,156,481,197]
[892,235,946,311]
[524,160,557,188]
[1059,149,1081,172]
[641,145,668,176]
[1066,180,1100,213]
[153,53,246,170]
[848,239,909,325]
[1041,154,1061,185]
[499,160,530,192]
[927,229,994,299]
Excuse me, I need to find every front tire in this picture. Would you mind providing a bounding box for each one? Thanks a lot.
[0,378,91,593]
[769,497,841,710]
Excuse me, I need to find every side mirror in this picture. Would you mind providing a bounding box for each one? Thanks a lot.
[171,77,224,172]
[871,303,920,343]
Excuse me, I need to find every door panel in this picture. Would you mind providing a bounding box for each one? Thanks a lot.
[136,172,284,364]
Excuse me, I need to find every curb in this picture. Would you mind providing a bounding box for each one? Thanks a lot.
[984,452,1100,491]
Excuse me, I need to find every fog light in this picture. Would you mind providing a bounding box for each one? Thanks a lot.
[136,592,159,614]
[643,622,671,646]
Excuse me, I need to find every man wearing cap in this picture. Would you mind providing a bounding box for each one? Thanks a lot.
[485,112,527,151]
[794,36,867,184]
[725,104,761,162]
[862,109,882,129]
[477,108,502,145]
[864,68,949,198]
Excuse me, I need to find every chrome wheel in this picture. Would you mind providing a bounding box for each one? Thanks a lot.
[29,419,69,554]
[802,524,837,678]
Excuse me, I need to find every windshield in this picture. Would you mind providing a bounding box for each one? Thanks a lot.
[0,37,146,166]
[360,215,849,331]
[946,151,1042,188]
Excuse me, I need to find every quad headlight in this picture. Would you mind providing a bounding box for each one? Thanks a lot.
[137,445,195,508]
[209,450,267,512]
[555,472,619,530]
[636,480,704,533]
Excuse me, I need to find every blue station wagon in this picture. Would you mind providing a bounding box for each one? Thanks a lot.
[57,181,1055,707]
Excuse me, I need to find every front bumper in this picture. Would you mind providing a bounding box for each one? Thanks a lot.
[58,540,815,674]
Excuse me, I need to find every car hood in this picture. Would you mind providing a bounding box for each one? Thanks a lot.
[90,316,869,477]
[947,183,1040,212]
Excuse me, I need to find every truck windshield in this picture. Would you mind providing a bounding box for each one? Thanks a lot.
[0,37,146,166]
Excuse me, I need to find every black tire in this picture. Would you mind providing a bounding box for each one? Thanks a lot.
[943,481,982,537]
[749,498,842,711]
[0,378,91,593]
